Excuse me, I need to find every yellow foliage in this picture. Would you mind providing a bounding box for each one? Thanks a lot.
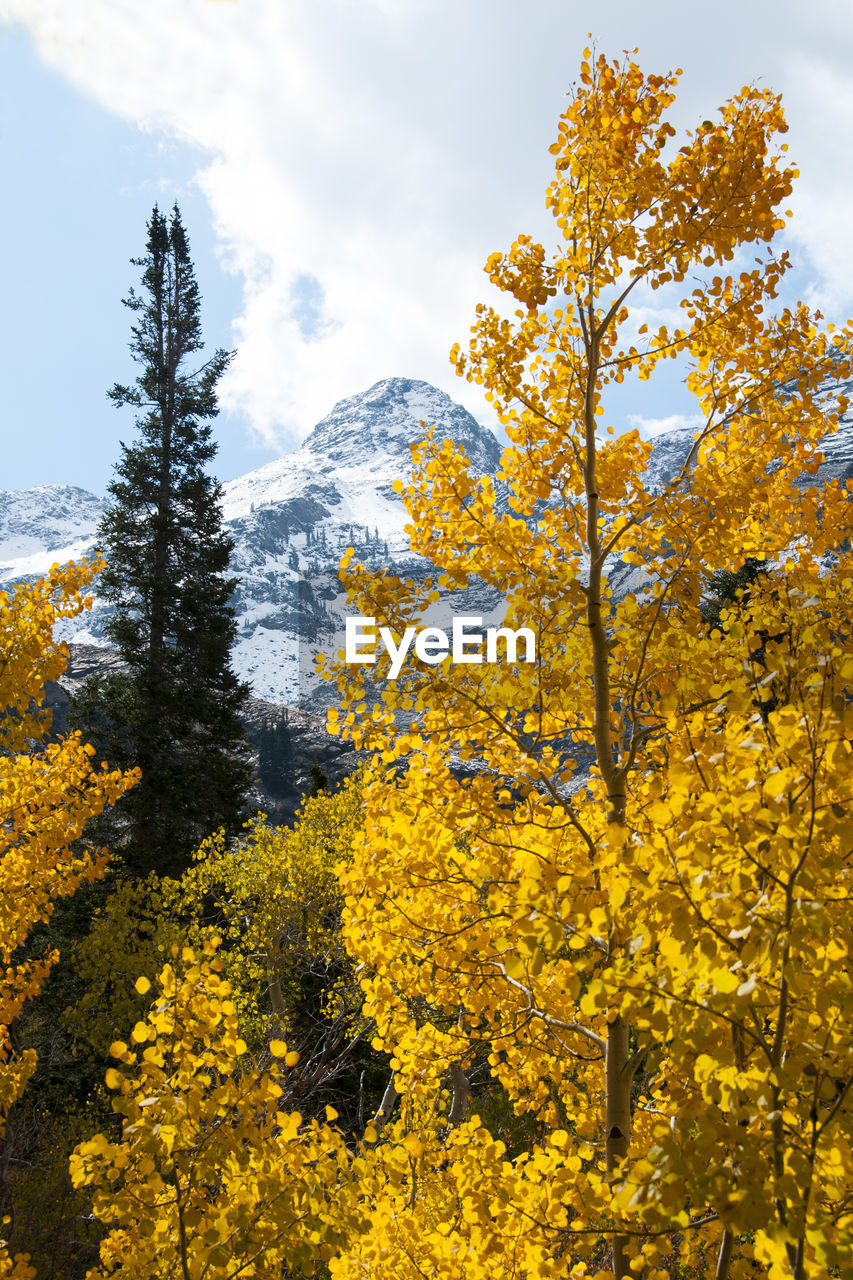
[0,560,138,1276]
[67,776,364,1061]
[0,1246,34,1280]
[180,773,364,1043]
[327,51,853,1280]
[71,945,360,1279]
[64,872,199,1058]
[64,785,370,1277]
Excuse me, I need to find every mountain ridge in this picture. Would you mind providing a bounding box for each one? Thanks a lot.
[2,374,852,705]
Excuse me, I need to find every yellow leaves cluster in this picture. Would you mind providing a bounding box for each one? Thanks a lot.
[69,775,366,1069]
[334,587,853,1270]
[0,557,98,752]
[0,562,139,1098]
[0,1245,34,1280]
[613,632,853,1262]
[0,561,138,1279]
[72,946,359,1279]
[182,772,364,1043]
[64,872,198,1058]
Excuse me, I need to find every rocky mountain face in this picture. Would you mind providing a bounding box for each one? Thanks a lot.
[45,645,359,824]
[219,378,504,704]
[3,374,852,714]
[0,378,507,707]
[0,484,105,573]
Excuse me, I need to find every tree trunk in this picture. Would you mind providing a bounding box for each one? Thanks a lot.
[372,1072,399,1137]
[582,328,635,1279]
[448,1063,471,1127]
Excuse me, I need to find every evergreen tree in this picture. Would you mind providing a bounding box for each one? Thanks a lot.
[258,716,274,785]
[308,757,328,796]
[699,557,767,633]
[84,204,252,876]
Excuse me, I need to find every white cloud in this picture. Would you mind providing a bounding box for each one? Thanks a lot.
[4,0,853,452]
[776,55,853,319]
[4,0,535,447]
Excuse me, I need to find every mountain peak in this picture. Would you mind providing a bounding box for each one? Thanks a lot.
[0,483,105,561]
[302,377,501,475]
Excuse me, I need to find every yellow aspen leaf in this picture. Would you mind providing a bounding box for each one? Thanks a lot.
[710,968,739,995]
[403,1134,424,1157]
[763,770,789,798]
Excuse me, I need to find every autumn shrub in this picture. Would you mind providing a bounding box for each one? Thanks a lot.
[71,943,360,1280]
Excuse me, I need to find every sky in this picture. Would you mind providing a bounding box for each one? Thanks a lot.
[2,0,853,495]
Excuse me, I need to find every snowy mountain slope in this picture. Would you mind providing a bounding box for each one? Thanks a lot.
[221,378,504,703]
[0,485,105,575]
[0,378,505,703]
[2,375,851,706]
[222,376,500,528]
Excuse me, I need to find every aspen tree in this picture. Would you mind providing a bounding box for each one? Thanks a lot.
[0,561,138,1277]
[71,944,359,1280]
[327,51,853,1280]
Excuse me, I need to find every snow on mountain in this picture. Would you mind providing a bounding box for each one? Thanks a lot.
[221,376,500,532]
[0,378,504,704]
[0,485,105,573]
[221,378,504,703]
[2,374,851,707]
